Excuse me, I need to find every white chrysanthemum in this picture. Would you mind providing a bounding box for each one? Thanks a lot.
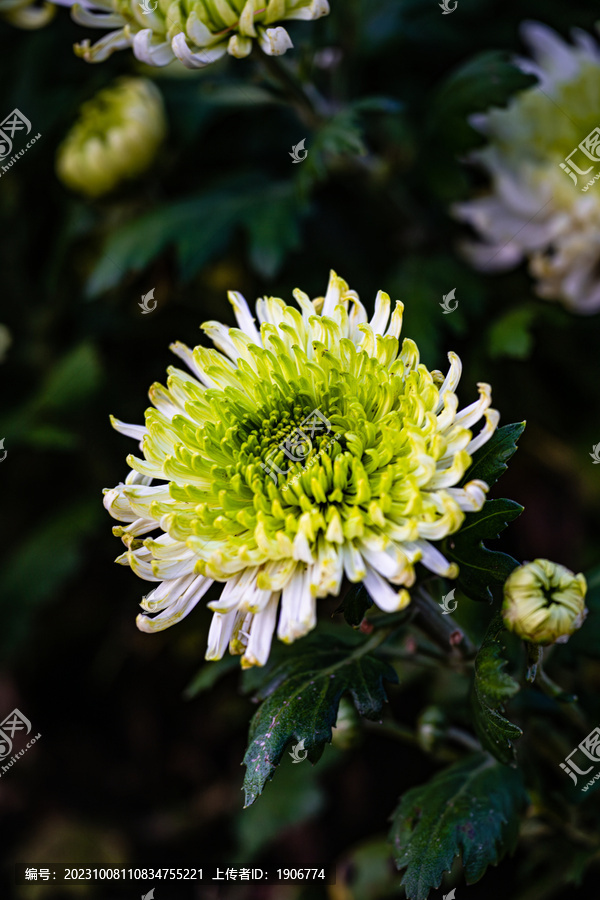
[104,271,499,667]
[453,21,600,313]
[54,0,329,68]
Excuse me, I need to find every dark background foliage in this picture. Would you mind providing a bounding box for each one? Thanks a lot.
[2,0,600,898]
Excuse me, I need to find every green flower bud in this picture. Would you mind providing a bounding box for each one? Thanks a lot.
[502,559,587,645]
[56,78,166,198]
[69,0,330,68]
[0,0,54,29]
[417,706,446,753]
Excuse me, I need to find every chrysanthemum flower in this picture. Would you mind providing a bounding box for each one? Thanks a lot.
[62,0,329,67]
[0,0,54,28]
[56,77,166,198]
[502,559,587,645]
[104,272,499,667]
[453,22,600,313]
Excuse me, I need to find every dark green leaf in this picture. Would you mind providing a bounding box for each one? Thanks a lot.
[0,500,102,656]
[235,753,326,859]
[243,183,305,278]
[335,583,373,627]
[297,109,367,193]
[86,181,251,297]
[444,499,524,601]
[429,51,538,152]
[242,637,397,806]
[462,422,525,489]
[86,177,307,295]
[351,96,403,115]
[488,308,537,360]
[471,614,522,764]
[390,753,527,899]
[33,343,102,412]
[184,654,240,699]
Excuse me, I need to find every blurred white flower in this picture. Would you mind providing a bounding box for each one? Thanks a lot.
[454,22,600,314]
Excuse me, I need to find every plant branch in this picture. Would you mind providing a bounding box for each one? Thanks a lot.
[256,49,324,128]
[412,586,477,659]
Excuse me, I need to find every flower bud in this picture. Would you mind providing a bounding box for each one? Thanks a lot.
[331,698,361,750]
[417,707,446,753]
[502,559,587,645]
[0,0,54,29]
[56,78,166,198]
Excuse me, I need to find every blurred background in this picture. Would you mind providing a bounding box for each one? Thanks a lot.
[2,0,600,898]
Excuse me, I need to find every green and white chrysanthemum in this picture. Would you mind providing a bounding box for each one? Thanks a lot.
[63,0,329,67]
[453,22,600,313]
[104,271,499,667]
[0,0,54,28]
[56,77,166,198]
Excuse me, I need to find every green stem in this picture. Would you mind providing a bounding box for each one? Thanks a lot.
[348,626,397,661]
[446,727,482,753]
[363,719,418,746]
[256,49,324,128]
[412,586,477,658]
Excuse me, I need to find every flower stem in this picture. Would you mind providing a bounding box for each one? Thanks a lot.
[256,49,324,129]
[412,586,477,658]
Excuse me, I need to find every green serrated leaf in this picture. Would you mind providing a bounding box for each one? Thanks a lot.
[471,615,522,764]
[462,422,526,489]
[390,753,528,900]
[445,499,524,601]
[86,175,306,295]
[242,637,397,806]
